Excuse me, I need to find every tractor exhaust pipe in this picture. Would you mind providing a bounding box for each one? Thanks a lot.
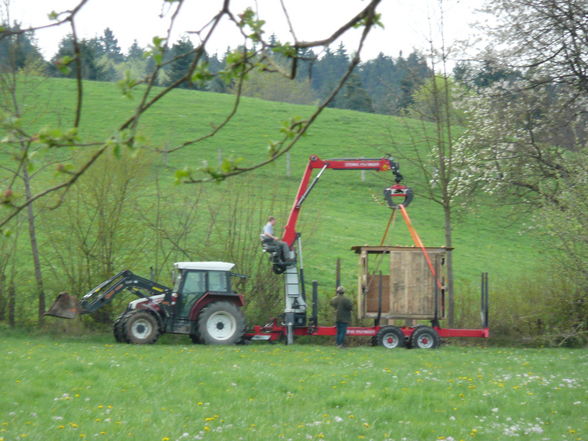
[45,292,82,319]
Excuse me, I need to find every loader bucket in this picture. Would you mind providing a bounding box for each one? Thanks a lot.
[45,292,81,319]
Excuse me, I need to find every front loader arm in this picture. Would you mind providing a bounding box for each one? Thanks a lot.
[79,270,171,313]
[46,270,171,319]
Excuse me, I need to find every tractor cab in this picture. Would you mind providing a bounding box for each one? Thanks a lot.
[171,262,235,318]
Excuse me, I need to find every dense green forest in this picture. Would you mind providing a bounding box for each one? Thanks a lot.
[0,24,433,114]
[0,0,586,346]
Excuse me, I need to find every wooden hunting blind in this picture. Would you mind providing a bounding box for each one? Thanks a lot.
[352,246,448,321]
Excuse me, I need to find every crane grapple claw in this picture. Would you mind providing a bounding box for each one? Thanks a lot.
[45,292,81,319]
[383,185,414,208]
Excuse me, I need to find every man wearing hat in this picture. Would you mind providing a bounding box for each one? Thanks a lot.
[330,286,353,348]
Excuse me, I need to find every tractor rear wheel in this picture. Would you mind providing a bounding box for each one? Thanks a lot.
[123,310,161,344]
[376,326,406,349]
[113,312,130,343]
[197,301,245,345]
[410,326,440,349]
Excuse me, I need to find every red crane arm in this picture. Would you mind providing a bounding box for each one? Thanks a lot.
[280,155,409,246]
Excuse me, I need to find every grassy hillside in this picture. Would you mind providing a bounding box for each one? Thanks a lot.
[7,77,544,323]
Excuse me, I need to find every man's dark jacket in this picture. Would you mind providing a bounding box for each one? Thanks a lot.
[330,295,352,323]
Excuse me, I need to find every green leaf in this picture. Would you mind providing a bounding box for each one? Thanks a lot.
[353,12,383,29]
[174,167,193,184]
[272,43,296,58]
[55,56,74,75]
[36,127,79,148]
[146,36,166,66]
[191,62,214,86]
[117,70,139,99]
[55,163,74,175]
[267,141,279,157]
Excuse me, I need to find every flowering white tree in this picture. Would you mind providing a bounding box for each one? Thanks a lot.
[454,0,588,344]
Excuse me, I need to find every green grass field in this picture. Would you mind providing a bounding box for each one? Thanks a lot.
[1,333,586,441]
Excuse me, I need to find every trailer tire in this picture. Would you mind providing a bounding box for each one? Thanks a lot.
[123,310,161,344]
[405,325,426,349]
[197,301,245,345]
[113,312,130,343]
[410,326,440,349]
[376,326,406,349]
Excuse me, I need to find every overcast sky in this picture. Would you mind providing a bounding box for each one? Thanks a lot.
[6,0,484,62]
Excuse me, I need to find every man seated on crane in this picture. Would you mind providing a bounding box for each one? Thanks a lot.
[261,216,294,264]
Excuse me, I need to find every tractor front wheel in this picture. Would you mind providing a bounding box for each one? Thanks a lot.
[113,312,130,343]
[197,301,245,345]
[123,310,161,344]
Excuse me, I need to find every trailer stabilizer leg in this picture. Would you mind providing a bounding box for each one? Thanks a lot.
[285,312,294,345]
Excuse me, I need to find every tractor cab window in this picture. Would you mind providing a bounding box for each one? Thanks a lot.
[179,271,206,316]
[208,271,230,292]
[182,271,206,294]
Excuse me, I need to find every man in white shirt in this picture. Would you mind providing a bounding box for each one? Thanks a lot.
[262,216,294,264]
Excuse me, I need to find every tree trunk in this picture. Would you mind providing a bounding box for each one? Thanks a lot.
[444,204,455,327]
[8,279,15,327]
[23,167,45,324]
[0,273,5,321]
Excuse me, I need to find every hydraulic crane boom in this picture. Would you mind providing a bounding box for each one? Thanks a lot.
[280,155,413,246]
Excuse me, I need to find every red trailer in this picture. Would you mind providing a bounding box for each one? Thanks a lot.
[249,155,489,349]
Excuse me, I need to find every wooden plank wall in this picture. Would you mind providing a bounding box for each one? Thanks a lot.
[358,247,446,320]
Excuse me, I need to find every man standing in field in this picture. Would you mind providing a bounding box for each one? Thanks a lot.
[330,286,352,348]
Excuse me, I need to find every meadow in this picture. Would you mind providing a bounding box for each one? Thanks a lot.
[1,332,586,441]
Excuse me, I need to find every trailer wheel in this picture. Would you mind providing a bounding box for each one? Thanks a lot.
[123,310,161,344]
[113,312,130,343]
[405,325,426,349]
[376,326,406,349]
[410,326,440,349]
[197,301,245,345]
